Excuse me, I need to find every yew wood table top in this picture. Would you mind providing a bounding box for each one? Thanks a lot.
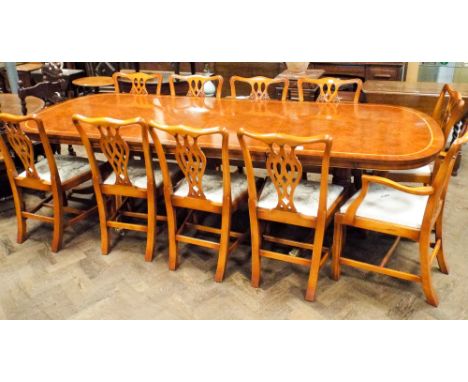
[28,94,444,170]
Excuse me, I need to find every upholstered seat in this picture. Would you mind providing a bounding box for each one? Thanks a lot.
[18,155,97,183]
[258,179,344,217]
[340,183,429,229]
[387,163,433,176]
[104,161,179,189]
[173,170,248,204]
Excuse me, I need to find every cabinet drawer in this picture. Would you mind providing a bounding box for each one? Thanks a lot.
[366,65,402,81]
[313,64,366,79]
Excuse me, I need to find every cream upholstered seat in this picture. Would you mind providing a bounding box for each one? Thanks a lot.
[104,161,179,189]
[19,155,97,183]
[173,170,248,204]
[387,163,432,176]
[258,179,344,217]
[340,183,429,229]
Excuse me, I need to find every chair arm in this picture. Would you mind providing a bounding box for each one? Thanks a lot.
[343,175,433,224]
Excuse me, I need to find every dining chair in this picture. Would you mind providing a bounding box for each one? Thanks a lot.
[384,85,465,184]
[238,129,347,301]
[18,79,74,156]
[0,113,99,252]
[148,121,249,281]
[297,77,363,103]
[72,114,180,261]
[331,132,468,307]
[112,72,163,95]
[168,74,224,99]
[230,76,290,101]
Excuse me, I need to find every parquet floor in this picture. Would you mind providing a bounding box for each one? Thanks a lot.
[0,152,467,319]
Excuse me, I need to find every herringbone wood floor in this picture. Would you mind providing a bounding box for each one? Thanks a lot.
[0,151,467,319]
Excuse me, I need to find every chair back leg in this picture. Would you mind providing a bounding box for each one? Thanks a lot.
[214,198,232,282]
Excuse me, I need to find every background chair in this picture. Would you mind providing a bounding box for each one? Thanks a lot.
[169,74,223,98]
[72,114,178,261]
[238,129,347,301]
[18,78,72,156]
[230,76,289,101]
[384,84,465,184]
[112,72,163,95]
[149,122,248,282]
[297,77,363,103]
[332,132,468,306]
[0,113,98,252]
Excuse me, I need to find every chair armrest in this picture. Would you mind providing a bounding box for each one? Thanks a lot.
[343,175,433,224]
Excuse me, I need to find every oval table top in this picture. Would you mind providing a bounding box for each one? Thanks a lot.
[28,94,444,170]
[0,93,45,115]
[72,76,114,88]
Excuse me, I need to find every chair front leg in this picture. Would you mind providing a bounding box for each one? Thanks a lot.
[214,198,232,282]
[419,234,439,307]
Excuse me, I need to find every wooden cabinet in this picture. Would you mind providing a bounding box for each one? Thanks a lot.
[309,62,406,81]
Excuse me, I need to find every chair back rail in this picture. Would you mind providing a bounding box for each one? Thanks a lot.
[169,74,224,99]
[112,72,163,95]
[230,76,289,101]
[297,77,363,103]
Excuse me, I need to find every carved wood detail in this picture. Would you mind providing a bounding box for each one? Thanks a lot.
[265,143,303,212]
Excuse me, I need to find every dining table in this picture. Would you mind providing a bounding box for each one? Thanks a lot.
[25,93,444,186]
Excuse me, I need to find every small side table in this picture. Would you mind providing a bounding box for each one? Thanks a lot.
[0,93,45,114]
[72,76,115,95]
[274,69,325,100]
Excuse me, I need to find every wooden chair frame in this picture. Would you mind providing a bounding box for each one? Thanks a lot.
[0,113,98,252]
[72,114,167,261]
[230,76,290,101]
[148,121,246,282]
[331,133,468,306]
[168,74,224,99]
[297,77,363,103]
[238,129,347,301]
[112,72,163,95]
[384,85,465,184]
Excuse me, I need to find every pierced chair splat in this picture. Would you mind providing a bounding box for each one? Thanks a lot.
[297,77,363,103]
[230,76,290,101]
[112,72,163,95]
[169,74,224,99]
